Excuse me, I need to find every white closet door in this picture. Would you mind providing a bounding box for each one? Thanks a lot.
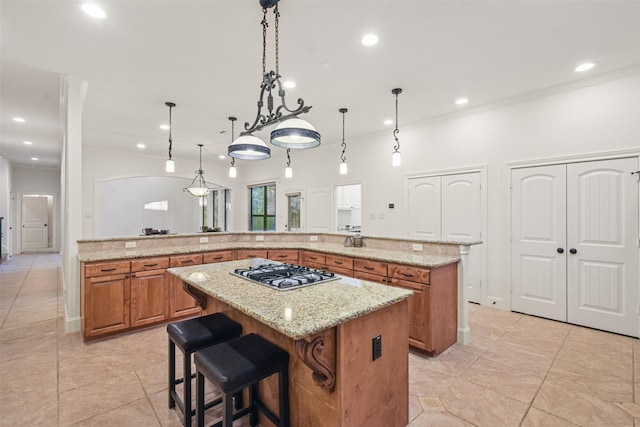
[566,158,639,337]
[442,173,482,303]
[22,195,49,250]
[306,186,333,232]
[511,165,567,322]
[408,176,441,239]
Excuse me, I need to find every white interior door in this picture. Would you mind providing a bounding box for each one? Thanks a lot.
[408,176,441,239]
[566,158,639,337]
[21,195,49,251]
[511,165,567,322]
[307,186,332,232]
[441,173,483,303]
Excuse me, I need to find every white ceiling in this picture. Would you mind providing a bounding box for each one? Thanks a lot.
[2,0,640,169]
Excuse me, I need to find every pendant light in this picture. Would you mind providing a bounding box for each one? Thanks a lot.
[391,88,402,167]
[285,148,293,178]
[165,102,176,173]
[230,0,319,157]
[228,117,237,178]
[339,108,348,175]
[184,144,213,197]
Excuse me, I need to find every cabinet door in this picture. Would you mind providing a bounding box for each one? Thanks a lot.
[300,251,326,266]
[353,270,386,284]
[131,269,169,327]
[169,254,202,318]
[389,278,429,351]
[85,273,130,337]
[202,250,234,264]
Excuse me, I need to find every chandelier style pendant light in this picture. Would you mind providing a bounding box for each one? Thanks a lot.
[228,0,319,159]
[285,148,293,178]
[391,88,402,166]
[184,144,213,197]
[228,117,237,178]
[165,102,176,173]
[339,108,348,175]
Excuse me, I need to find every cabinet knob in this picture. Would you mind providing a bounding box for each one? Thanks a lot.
[556,248,564,254]
[569,248,577,254]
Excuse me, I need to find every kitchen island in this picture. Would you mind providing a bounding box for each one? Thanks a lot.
[167,259,413,427]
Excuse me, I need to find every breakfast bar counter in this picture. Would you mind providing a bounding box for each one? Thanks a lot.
[168,259,413,427]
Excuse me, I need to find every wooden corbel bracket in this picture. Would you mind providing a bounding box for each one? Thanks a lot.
[182,282,208,310]
[295,334,336,392]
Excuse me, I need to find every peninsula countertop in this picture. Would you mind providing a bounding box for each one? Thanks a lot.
[167,259,413,340]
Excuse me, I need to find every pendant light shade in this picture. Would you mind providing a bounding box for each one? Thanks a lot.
[285,148,293,178]
[339,162,348,175]
[228,135,271,160]
[229,165,237,178]
[165,101,176,172]
[271,118,321,149]
[184,144,213,197]
[391,88,402,167]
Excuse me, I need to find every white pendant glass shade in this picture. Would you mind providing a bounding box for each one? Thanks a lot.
[392,151,402,166]
[285,166,293,178]
[186,186,209,197]
[339,161,348,175]
[165,158,175,173]
[228,135,271,160]
[271,118,321,149]
[228,165,237,178]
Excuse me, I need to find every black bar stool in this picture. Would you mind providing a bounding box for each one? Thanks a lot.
[194,333,290,427]
[167,313,242,427]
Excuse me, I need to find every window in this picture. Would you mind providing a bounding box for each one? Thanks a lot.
[287,193,301,231]
[250,184,276,231]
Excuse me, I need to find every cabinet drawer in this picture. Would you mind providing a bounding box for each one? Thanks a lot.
[301,251,326,265]
[131,257,169,272]
[388,264,430,284]
[236,249,268,259]
[354,259,388,277]
[353,270,386,285]
[202,250,234,264]
[169,254,203,267]
[326,254,353,270]
[85,260,130,277]
[267,249,299,263]
[325,265,354,277]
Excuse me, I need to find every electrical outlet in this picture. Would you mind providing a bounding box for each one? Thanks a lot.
[412,243,423,251]
[199,237,208,243]
[256,235,264,241]
[125,241,136,248]
[309,235,318,242]
[372,335,382,361]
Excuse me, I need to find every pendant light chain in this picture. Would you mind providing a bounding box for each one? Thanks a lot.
[230,117,236,167]
[286,148,291,167]
[168,105,173,159]
[340,108,347,163]
[261,8,268,76]
[393,90,400,153]
[274,3,280,75]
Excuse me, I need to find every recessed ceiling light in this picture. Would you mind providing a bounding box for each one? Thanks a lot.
[218,155,226,160]
[81,3,106,19]
[31,157,39,161]
[160,124,170,130]
[362,34,378,46]
[137,143,146,149]
[13,117,26,123]
[455,98,469,105]
[283,81,296,89]
[383,119,393,125]
[574,62,596,72]
[23,141,33,145]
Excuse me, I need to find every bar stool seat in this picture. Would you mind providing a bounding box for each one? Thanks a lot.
[168,313,242,427]
[195,333,290,427]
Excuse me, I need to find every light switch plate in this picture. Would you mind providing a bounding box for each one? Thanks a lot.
[412,243,423,251]
[125,241,136,248]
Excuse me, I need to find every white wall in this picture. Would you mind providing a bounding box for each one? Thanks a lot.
[0,158,12,256]
[231,74,640,308]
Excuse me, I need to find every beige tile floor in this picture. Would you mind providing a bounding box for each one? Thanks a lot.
[1,253,639,426]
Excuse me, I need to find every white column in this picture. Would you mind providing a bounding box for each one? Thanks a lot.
[60,75,87,333]
[457,244,471,344]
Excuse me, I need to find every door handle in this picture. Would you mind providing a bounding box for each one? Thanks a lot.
[556,248,564,254]
[569,248,577,254]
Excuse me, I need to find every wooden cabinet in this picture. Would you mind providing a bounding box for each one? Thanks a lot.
[203,250,234,264]
[325,254,354,277]
[130,257,169,327]
[169,254,203,318]
[237,249,268,259]
[267,249,299,263]
[82,260,131,338]
[300,250,326,269]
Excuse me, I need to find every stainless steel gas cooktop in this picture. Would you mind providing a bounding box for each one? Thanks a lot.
[232,263,340,291]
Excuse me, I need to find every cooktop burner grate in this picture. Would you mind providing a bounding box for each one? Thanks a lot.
[232,263,340,291]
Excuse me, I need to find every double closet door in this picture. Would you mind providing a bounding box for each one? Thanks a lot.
[511,157,639,337]
[408,172,483,303]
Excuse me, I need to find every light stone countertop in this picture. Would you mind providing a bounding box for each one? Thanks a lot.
[167,259,414,340]
[78,241,460,268]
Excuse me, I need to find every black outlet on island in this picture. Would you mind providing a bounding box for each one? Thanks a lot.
[372,335,382,361]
